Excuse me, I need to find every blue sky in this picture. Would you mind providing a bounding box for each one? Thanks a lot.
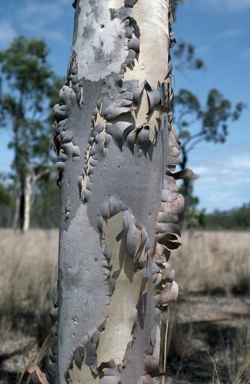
[0,0,249,213]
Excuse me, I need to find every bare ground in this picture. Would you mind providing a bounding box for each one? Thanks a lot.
[166,293,250,383]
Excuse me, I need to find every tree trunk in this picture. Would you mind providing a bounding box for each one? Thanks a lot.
[23,174,32,232]
[12,175,33,232]
[12,179,21,231]
[12,179,26,232]
[48,1,184,383]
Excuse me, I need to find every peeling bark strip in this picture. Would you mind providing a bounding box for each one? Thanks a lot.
[46,1,191,383]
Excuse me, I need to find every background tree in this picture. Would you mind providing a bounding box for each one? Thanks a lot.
[174,88,244,218]
[0,36,62,232]
[169,4,244,227]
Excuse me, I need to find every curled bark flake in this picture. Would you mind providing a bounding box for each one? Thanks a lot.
[125,0,139,6]
[165,269,175,283]
[163,175,178,192]
[109,196,124,218]
[61,142,80,159]
[167,132,180,164]
[157,211,179,225]
[160,193,185,220]
[132,81,145,105]
[168,144,181,158]
[166,155,180,167]
[154,281,179,307]
[106,121,134,149]
[72,0,78,9]
[74,346,85,370]
[128,37,140,53]
[54,104,68,122]
[167,168,196,181]
[170,39,176,48]
[144,355,159,375]
[60,130,73,144]
[28,363,48,384]
[156,232,181,249]
[127,222,138,257]
[145,87,161,116]
[102,103,135,121]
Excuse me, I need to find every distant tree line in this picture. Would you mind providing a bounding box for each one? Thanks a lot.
[1,178,249,231]
[205,203,250,230]
[181,202,250,231]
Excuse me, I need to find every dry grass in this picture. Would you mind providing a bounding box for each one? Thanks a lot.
[0,229,58,383]
[0,229,58,335]
[0,229,249,383]
[167,230,250,383]
[172,231,250,295]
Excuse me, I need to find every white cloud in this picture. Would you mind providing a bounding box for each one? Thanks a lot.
[216,29,243,38]
[230,153,250,170]
[192,166,210,175]
[189,148,250,212]
[0,21,16,48]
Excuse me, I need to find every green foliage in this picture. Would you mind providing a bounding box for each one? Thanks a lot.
[179,182,207,230]
[185,207,207,230]
[206,203,250,230]
[171,5,245,224]
[175,88,244,222]
[0,35,50,97]
[175,88,244,158]
[0,36,62,174]
[182,202,250,231]
[0,36,63,230]
[0,179,15,227]
[173,42,204,70]
[0,183,13,207]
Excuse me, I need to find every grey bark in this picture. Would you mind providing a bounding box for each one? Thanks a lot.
[47,1,187,383]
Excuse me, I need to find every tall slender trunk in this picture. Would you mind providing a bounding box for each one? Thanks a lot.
[23,174,32,232]
[48,1,184,383]
[12,90,25,232]
[12,179,21,231]
[12,175,33,232]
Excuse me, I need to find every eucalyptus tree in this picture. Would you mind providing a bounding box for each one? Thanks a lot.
[0,36,62,232]
[46,0,192,383]
[174,88,244,215]
[170,6,244,225]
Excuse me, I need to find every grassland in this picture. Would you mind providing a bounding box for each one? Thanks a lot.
[0,229,249,383]
[0,229,58,384]
[168,231,250,383]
